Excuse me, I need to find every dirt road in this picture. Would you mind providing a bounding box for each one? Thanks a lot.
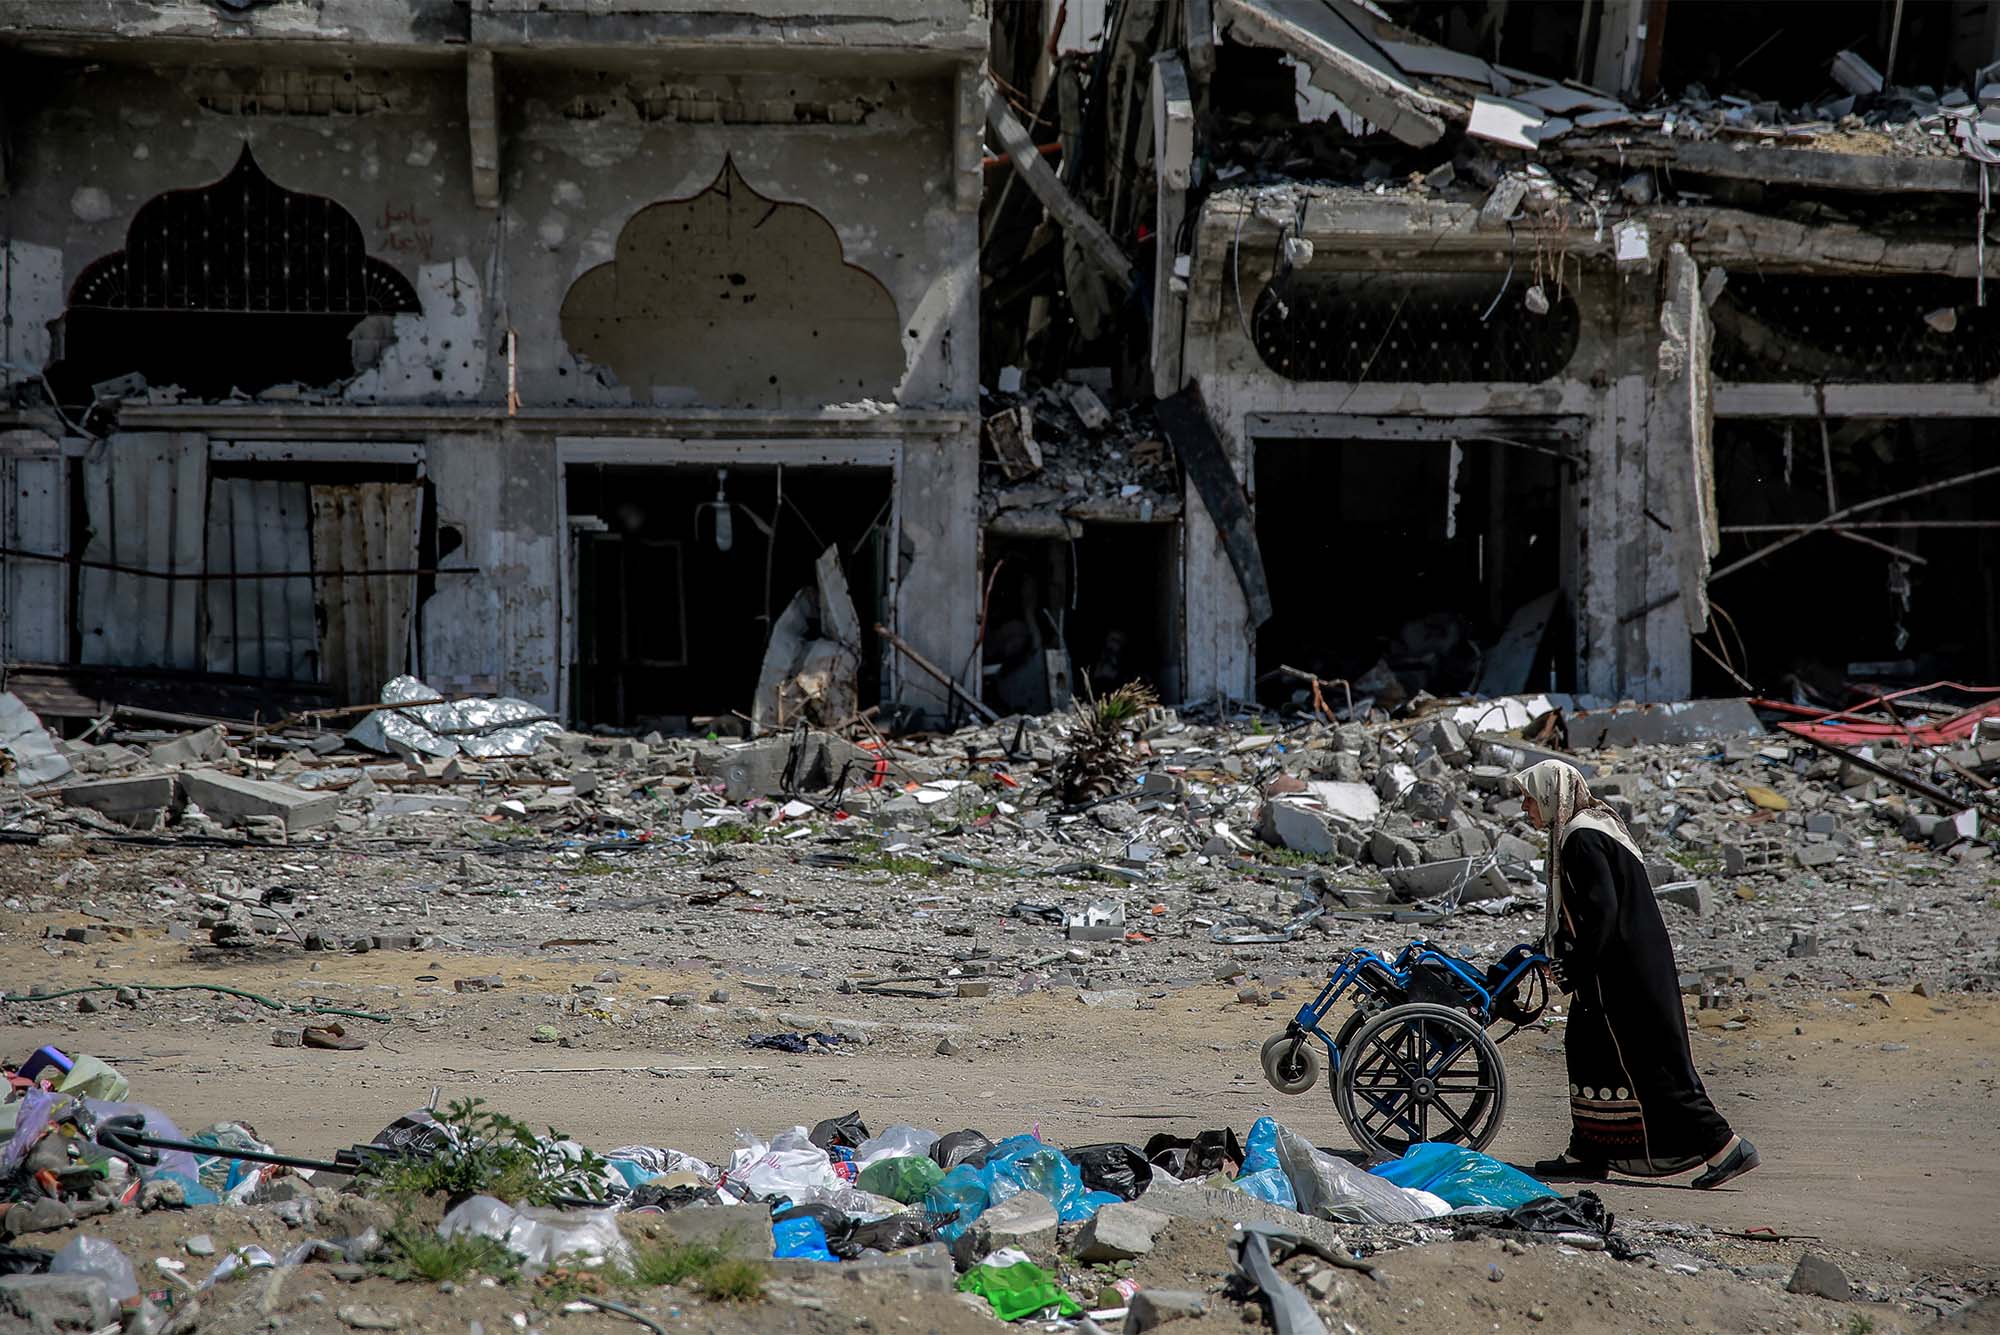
[9,921,1995,1282]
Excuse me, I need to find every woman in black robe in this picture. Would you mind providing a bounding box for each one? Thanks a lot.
[1515,759,1759,1188]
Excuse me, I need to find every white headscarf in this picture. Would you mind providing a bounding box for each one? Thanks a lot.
[1513,759,1643,950]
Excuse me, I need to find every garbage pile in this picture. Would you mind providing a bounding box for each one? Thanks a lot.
[3,1040,1646,1332]
[980,374,1181,530]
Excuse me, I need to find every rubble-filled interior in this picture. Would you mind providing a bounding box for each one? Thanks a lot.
[563,464,893,729]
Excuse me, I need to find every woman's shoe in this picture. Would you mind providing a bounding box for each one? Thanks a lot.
[1532,1154,1608,1181]
[1690,1138,1760,1190]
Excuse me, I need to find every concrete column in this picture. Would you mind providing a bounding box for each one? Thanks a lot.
[893,424,979,724]
[424,433,560,711]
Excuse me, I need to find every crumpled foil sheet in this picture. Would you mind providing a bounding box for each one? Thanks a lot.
[347,675,561,758]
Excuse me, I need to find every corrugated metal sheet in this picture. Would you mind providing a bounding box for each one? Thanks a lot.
[78,432,206,669]
[311,482,421,705]
[1,432,69,664]
[203,478,318,681]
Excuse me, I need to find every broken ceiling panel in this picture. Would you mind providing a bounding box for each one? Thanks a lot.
[1213,0,1463,147]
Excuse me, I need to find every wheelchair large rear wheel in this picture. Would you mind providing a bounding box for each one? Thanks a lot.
[1334,1002,1505,1158]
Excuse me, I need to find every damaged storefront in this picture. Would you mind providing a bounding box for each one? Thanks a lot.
[984,0,2000,714]
[0,0,985,730]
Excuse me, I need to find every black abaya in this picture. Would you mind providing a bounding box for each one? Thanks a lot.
[1557,828,1734,1173]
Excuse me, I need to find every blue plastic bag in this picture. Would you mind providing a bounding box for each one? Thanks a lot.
[926,1135,1118,1242]
[1231,1117,1296,1208]
[773,1214,838,1262]
[1368,1143,1553,1210]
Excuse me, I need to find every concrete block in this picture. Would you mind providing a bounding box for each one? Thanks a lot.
[0,1273,118,1332]
[1383,857,1512,903]
[1127,1289,1209,1331]
[1473,735,1597,778]
[702,733,871,801]
[1368,830,1421,868]
[646,1201,772,1259]
[1258,801,1334,856]
[1301,780,1380,824]
[1786,1253,1850,1301]
[369,793,473,816]
[1070,1201,1169,1261]
[1655,881,1709,915]
[59,774,180,828]
[147,725,228,767]
[1422,827,1490,862]
[1795,844,1840,868]
[951,1190,1058,1267]
[180,770,337,832]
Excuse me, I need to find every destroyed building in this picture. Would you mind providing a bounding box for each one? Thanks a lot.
[982,0,2000,716]
[9,1,2000,736]
[0,0,986,730]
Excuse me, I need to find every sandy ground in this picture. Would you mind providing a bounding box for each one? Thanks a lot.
[7,914,1997,1270]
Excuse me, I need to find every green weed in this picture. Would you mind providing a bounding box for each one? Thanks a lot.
[377,1225,520,1285]
[571,857,618,876]
[690,824,765,846]
[362,1098,608,1209]
[623,1237,766,1303]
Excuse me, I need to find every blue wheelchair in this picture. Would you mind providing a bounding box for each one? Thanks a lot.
[1259,940,1551,1158]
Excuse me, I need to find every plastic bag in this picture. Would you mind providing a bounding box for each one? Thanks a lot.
[1232,1116,1297,1208]
[926,1135,1118,1242]
[848,1212,944,1254]
[605,1146,717,1188]
[1144,1127,1244,1179]
[1271,1124,1445,1224]
[727,1128,837,1200]
[773,1213,838,1262]
[808,1111,870,1151]
[929,1128,994,1171]
[48,1236,136,1301]
[439,1195,630,1273]
[956,1259,1082,1321]
[773,1203,858,1259]
[54,1055,127,1103]
[856,1155,945,1204]
[1063,1143,1153,1201]
[855,1124,939,1169]
[1370,1143,1553,1210]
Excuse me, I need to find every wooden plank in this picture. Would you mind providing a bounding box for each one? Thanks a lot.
[204,479,316,681]
[312,482,421,705]
[78,433,204,669]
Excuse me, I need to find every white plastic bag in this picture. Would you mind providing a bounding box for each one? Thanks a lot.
[49,1235,137,1301]
[439,1194,630,1273]
[726,1127,837,1200]
[1272,1124,1447,1224]
[854,1124,940,1169]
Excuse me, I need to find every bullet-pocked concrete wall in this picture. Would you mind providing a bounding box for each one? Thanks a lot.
[0,59,489,403]
[502,65,974,409]
[0,50,981,720]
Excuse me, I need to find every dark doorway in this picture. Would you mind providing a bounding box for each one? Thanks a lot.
[1699,418,2000,701]
[564,464,892,729]
[1253,436,1570,706]
[982,521,1181,713]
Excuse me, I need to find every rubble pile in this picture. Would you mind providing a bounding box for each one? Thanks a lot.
[981,377,1181,531]
[5,679,1999,1002]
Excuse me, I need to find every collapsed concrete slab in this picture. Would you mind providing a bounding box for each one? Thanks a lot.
[1566,699,1763,749]
[1382,856,1513,903]
[59,774,180,828]
[0,692,71,787]
[181,770,338,833]
[704,732,874,802]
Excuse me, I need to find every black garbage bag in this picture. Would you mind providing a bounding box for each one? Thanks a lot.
[929,1129,995,1171]
[0,1246,52,1277]
[1144,1128,1245,1179]
[1476,1190,1612,1236]
[369,1110,451,1160]
[1064,1143,1153,1201]
[808,1111,871,1151]
[847,1210,952,1254]
[772,1203,862,1260]
[628,1183,725,1212]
